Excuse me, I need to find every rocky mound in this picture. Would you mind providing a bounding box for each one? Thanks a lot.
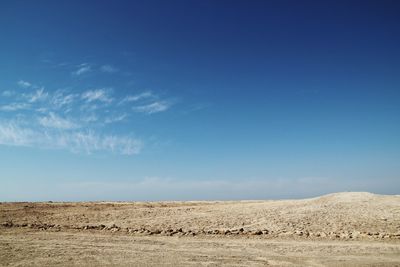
[1,192,399,240]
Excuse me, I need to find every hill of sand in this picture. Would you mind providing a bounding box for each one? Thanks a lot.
[1,192,400,266]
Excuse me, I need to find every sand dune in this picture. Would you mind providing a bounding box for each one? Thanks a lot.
[1,192,400,266]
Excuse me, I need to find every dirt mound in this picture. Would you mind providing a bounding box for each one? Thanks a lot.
[1,192,400,266]
[310,191,380,204]
[1,192,399,240]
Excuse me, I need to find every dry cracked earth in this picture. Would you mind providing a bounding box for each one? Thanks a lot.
[1,192,400,266]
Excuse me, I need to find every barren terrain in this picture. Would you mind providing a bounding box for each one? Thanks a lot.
[1,192,400,266]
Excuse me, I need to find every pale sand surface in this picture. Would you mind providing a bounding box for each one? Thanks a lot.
[1,192,400,266]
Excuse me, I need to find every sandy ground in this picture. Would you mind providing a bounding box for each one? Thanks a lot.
[1,192,400,266]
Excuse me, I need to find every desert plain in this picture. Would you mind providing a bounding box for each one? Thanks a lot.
[1,192,400,266]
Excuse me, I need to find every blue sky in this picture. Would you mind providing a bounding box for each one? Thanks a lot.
[0,0,399,201]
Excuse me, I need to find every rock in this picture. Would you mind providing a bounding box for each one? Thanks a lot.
[2,221,13,227]
[295,230,303,236]
[340,232,350,239]
[389,233,400,239]
[152,229,162,234]
[144,229,151,235]
[278,231,292,237]
[106,223,117,230]
[351,231,360,238]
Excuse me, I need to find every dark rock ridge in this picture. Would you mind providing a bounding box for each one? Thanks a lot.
[2,221,400,240]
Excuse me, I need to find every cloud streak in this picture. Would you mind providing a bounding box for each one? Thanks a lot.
[104,113,127,124]
[133,101,171,114]
[73,63,91,76]
[81,89,113,103]
[100,65,118,73]
[0,102,30,111]
[51,91,77,108]
[0,121,142,155]
[120,91,154,104]
[26,88,48,103]
[38,112,78,129]
[0,122,36,147]
[2,90,15,97]
[17,80,31,88]
[0,78,175,155]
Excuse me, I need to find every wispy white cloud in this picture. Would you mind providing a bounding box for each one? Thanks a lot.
[100,65,118,73]
[73,63,91,76]
[0,77,176,155]
[51,91,77,108]
[0,122,36,146]
[0,102,30,111]
[0,121,142,155]
[17,80,32,88]
[81,89,113,103]
[73,132,142,155]
[80,114,98,123]
[38,112,78,129]
[120,91,154,104]
[26,88,48,103]
[36,107,48,113]
[2,90,15,97]
[133,101,171,114]
[104,113,127,124]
